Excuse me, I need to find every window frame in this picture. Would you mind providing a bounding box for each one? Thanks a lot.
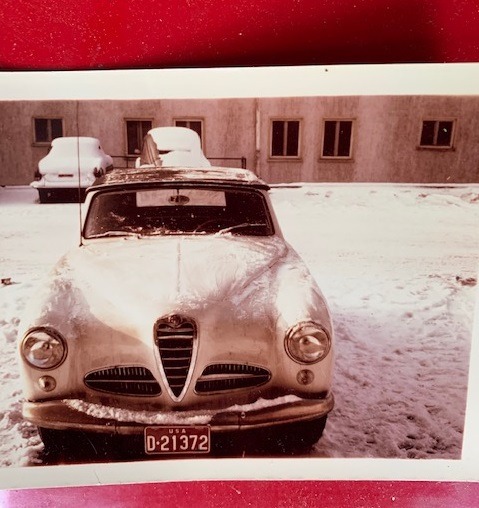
[268,118,302,160]
[32,117,64,145]
[173,118,205,149]
[125,118,153,156]
[320,118,355,160]
[418,119,456,150]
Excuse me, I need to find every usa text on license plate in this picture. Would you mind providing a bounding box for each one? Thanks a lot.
[144,426,210,454]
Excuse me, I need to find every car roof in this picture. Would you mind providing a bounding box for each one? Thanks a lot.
[147,127,203,151]
[52,136,100,145]
[88,166,270,192]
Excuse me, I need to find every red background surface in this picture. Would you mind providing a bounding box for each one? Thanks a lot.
[0,0,478,69]
[2,480,479,507]
[1,0,479,505]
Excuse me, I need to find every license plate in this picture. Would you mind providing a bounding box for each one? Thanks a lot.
[144,426,211,454]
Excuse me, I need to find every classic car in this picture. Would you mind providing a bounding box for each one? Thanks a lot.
[31,136,113,203]
[19,164,334,456]
[135,126,211,169]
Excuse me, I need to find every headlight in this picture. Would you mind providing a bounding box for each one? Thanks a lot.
[21,327,67,370]
[285,321,331,364]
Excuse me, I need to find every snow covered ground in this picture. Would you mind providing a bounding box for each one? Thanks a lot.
[0,184,477,466]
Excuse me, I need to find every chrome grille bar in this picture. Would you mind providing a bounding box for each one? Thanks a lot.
[195,363,271,394]
[84,366,161,396]
[155,315,196,398]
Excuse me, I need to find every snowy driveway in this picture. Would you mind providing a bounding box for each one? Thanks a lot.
[0,184,477,465]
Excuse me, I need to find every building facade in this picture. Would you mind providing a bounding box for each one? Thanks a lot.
[1,95,479,186]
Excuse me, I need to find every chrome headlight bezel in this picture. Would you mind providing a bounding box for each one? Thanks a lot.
[285,321,331,364]
[21,327,68,370]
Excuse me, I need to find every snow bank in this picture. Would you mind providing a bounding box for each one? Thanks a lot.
[0,183,477,465]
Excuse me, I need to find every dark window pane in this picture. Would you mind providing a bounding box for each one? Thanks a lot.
[51,119,63,140]
[437,121,453,146]
[175,120,202,143]
[141,121,152,140]
[286,121,299,156]
[323,121,336,157]
[271,121,285,156]
[420,121,435,146]
[127,121,140,154]
[127,120,152,154]
[34,119,48,143]
[338,121,352,156]
[188,121,202,140]
[126,122,138,154]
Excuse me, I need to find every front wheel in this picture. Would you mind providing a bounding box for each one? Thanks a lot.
[267,415,328,453]
[38,427,110,461]
[235,415,328,455]
[38,427,76,457]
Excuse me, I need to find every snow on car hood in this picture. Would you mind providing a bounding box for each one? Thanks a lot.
[34,235,290,331]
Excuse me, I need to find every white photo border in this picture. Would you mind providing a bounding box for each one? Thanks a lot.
[0,63,478,489]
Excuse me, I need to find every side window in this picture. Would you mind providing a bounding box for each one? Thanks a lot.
[270,120,301,158]
[126,119,152,155]
[321,120,353,158]
[419,120,455,148]
[174,119,204,146]
[33,118,63,144]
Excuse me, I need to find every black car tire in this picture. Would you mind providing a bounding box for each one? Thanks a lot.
[38,427,76,456]
[37,189,52,204]
[38,427,108,460]
[267,415,328,453]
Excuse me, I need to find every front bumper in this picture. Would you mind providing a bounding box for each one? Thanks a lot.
[30,178,94,189]
[23,393,334,435]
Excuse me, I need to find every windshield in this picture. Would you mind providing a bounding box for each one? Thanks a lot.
[84,186,274,238]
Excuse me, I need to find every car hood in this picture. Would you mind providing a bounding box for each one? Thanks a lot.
[85,234,285,294]
[33,235,289,326]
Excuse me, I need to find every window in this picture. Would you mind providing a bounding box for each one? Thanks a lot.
[322,120,353,158]
[174,119,203,146]
[270,120,300,158]
[419,120,454,148]
[126,120,152,155]
[33,118,63,144]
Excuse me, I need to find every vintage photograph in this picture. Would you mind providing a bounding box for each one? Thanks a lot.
[0,69,477,475]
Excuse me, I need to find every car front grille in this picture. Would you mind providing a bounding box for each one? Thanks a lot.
[195,363,271,394]
[155,315,196,398]
[84,366,161,396]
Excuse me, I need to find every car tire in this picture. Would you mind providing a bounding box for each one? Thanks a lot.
[38,427,75,456]
[37,189,51,204]
[267,415,328,453]
[38,427,108,460]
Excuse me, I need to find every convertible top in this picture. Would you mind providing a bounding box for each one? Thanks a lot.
[88,166,270,192]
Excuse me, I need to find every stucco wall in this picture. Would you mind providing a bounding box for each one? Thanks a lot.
[1,96,478,186]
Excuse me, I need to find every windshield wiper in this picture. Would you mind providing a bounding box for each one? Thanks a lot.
[138,228,170,237]
[87,231,140,239]
[217,223,267,235]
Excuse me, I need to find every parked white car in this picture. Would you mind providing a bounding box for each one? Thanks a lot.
[19,164,334,457]
[136,127,211,168]
[31,137,113,203]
